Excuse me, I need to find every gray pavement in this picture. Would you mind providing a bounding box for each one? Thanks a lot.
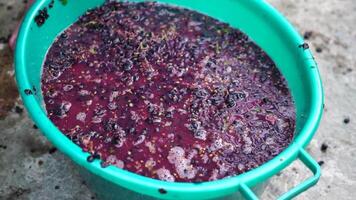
[0,0,355,199]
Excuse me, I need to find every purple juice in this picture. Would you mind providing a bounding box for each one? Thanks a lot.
[41,1,295,182]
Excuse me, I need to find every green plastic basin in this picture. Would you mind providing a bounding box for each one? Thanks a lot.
[15,0,324,199]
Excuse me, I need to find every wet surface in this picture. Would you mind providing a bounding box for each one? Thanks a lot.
[0,45,18,119]
[0,0,25,119]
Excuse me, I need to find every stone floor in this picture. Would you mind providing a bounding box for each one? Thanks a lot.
[0,0,355,199]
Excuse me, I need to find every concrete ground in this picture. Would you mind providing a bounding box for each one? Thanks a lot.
[0,0,355,199]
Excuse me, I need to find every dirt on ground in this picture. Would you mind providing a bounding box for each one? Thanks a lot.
[0,1,25,119]
[0,0,355,200]
[0,45,18,119]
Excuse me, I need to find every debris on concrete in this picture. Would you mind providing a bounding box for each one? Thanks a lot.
[0,0,355,199]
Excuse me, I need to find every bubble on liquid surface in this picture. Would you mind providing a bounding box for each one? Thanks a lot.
[168,146,197,179]
[76,112,86,122]
[106,155,125,168]
[63,84,74,92]
[168,146,185,164]
[156,168,175,182]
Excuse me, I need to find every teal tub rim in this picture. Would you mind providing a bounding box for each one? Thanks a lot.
[15,0,324,199]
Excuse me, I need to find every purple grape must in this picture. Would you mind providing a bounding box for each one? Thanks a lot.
[42,1,296,182]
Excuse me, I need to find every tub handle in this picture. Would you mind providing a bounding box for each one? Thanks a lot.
[240,148,321,200]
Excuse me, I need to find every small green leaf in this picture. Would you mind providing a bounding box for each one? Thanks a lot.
[59,0,68,6]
